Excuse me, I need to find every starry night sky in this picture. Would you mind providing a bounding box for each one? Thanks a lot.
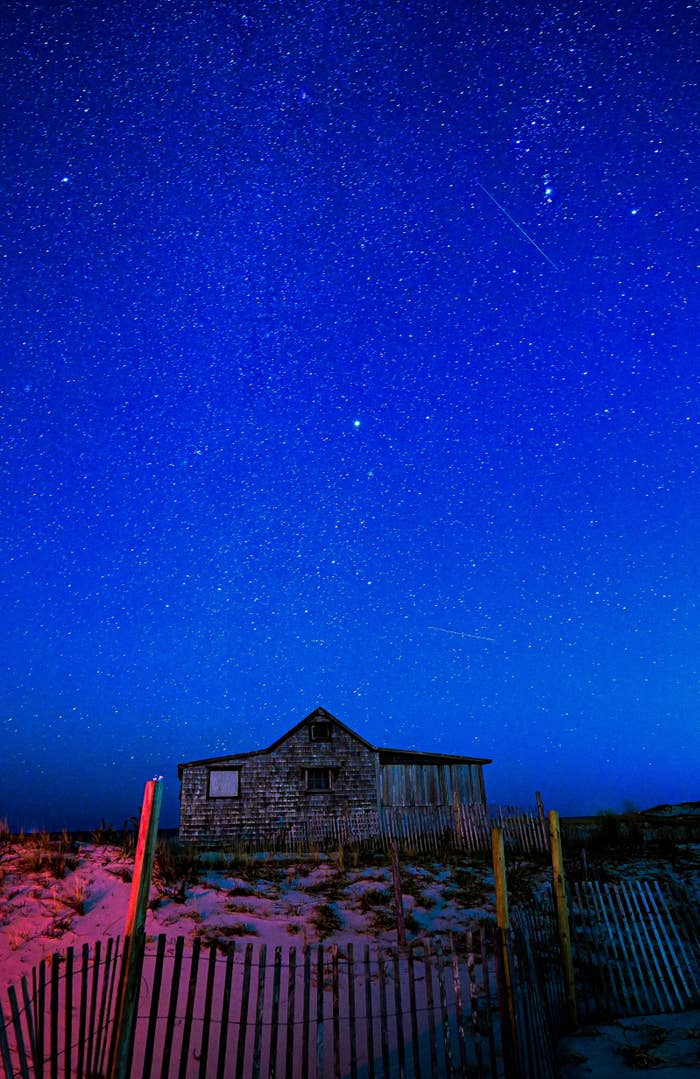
[1,0,697,831]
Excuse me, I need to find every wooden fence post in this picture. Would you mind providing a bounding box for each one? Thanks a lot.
[108,778,163,1079]
[453,791,463,850]
[389,840,407,946]
[548,809,578,1030]
[491,827,518,1076]
[535,791,545,827]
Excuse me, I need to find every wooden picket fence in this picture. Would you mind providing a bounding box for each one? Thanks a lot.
[512,877,700,1027]
[0,938,122,1079]
[1,931,512,1078]
[569,879,700,1019]
[7,859,695,1077]
[222,803,548,857]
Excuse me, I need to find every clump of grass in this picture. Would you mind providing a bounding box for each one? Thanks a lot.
[312,903,344,939]
[62,879,87,914]
[120,815,140,858]
[47,914,73,939]
[195,924,258,950]
[369,906,397,933]
[153,838,199,902]
[227,883,257,898]
[225,855,272,883]
[497,860,538,905]
[559,1050,589,1067]
[300,872,344,901]
[225,901,256,914]
[645,1026,668,1046]
[222,922,257,937]
[618,1044,662,1069]
[91,820,118,845]
[358,888,393,913]
[23,848,46,873]
[8,929,29,951]
[49,850,69,879]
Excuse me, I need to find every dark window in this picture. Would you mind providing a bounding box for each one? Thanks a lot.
[310,720,331,742]
[306,767,332,791]
[208,769,240,798]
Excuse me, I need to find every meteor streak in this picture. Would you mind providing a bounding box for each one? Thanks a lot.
[429,626,496,642]
[476,180,559,270]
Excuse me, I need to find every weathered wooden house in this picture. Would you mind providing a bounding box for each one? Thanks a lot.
[178,707,491,845]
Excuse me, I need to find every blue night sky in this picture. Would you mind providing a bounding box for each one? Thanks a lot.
[1,0,697,830]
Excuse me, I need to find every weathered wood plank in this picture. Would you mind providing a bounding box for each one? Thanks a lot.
[216,943,236,1077]
[142,934,166,1079]
[284,947,296,1079]
[236,942,254,1079]
[347,943,358,1079]
[160,935,184,1079]
[269,946,282,1079]
[7,985,30,1079]
[63,948,72,1079]
[0,1002,15,1079]
[363,944,375,1079]
[197,941,218,1077]
[252,943,267,1079]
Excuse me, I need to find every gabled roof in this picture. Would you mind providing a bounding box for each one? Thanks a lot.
[177,706,492,777]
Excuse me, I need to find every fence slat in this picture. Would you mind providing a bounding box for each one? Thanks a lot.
[377,949,390,1077]
[177,934,200,1079]
[160,934,184,1079]
[407,944,422,1079]
[253,943,267,1079]
[49,954,58,1079]
[331,944,341,1079]
[63,948,72,1079]
[142,934,166,1079]
[75,944,88,1079]
[85,941,101,1079]
[269,945,282,1079]
[435,940,452,1078]
[301,947,311,1079]
[198,941,218,1077]
[7,986,29,1079]
[391,948,406,1079]
[315,945,324,1079]
[423,941,439,1078]
[19,977,39,1079]
[363,944,375,1079]
[0,1002,15,1079]
[451,943,468,1078]
[94,937,116,1075]
[347,943,358,1079]
[236,942,254,1079]
[216,943,236,1077]
[284,947,296,1079]
[36,961,45,1079]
